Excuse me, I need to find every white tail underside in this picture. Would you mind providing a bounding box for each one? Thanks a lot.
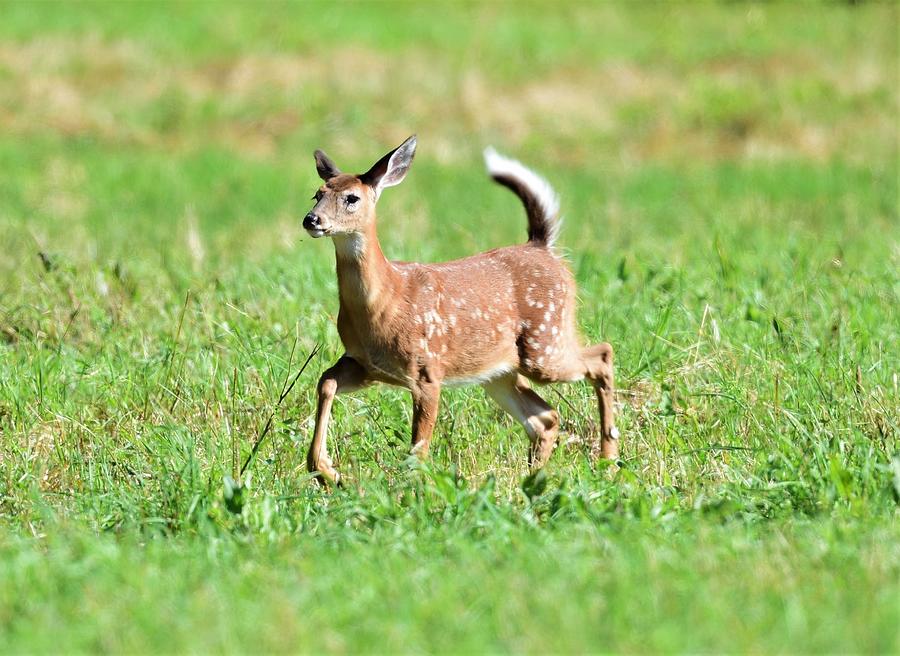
[483,146,562,247]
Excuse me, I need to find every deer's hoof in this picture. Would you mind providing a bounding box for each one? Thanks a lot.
[311,468,341,489]
[307,459,341,488]
[600,427,620,461]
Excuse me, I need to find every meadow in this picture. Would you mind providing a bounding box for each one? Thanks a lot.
[0,2,898,652]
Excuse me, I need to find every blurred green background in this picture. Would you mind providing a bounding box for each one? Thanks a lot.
[0,2,897,653]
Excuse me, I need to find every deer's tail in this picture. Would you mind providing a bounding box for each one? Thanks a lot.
[484,147,561,248]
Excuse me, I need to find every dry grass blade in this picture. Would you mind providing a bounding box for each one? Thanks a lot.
[240,342,320,479]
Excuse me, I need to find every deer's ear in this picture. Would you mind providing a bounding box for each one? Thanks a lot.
[314,149,341,181]
[360,135,416,196]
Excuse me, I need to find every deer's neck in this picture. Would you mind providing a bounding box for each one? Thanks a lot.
[333,224,399,319]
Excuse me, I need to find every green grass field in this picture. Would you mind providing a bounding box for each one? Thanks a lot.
[1,2,898,652]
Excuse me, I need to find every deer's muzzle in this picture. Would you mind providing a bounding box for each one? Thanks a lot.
[303,212,327,237]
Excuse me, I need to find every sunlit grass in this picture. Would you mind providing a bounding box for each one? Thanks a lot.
[0,2,898,652]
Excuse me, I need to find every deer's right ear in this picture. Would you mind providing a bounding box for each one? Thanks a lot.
[359,135,417,197]
[314,149,341,181]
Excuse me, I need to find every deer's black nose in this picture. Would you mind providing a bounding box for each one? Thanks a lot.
[303,212,320,230]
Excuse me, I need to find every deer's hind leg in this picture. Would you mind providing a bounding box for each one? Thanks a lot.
[581,343,619,460]
[522,341,619,461]
[484,373,560,469]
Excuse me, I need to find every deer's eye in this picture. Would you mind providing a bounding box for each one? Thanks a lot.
[346,194,359,205]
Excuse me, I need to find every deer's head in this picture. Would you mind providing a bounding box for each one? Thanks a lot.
[303,135,417,238]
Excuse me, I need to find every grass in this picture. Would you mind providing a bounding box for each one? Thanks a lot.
[0,1,898,653]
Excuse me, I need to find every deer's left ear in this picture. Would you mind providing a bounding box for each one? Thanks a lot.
[360,135,417,196]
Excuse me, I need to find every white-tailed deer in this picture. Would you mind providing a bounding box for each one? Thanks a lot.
[303,135,618,485]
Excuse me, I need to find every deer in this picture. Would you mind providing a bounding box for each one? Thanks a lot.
[302,135,619,486]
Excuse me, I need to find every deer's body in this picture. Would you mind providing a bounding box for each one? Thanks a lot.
[336,238,580,386]
[303,137,618,485]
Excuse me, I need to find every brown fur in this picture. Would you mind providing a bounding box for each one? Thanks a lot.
[303,137,618,485]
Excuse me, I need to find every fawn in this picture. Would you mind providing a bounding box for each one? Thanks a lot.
[303,135,618,485]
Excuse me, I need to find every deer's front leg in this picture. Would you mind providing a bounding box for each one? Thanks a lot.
[410,376,441,459]
[307,356,369,486]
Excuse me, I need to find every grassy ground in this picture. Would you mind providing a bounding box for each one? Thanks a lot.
[1,2,898,653]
